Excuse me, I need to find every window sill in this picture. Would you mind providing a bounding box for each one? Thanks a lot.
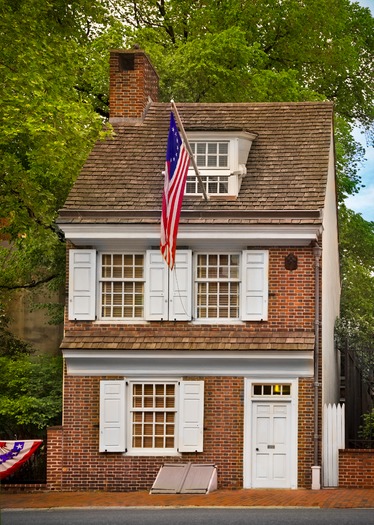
[124,450,182,457]
[191,319,245,325]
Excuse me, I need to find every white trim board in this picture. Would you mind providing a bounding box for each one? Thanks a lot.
[63,350,313,377]
[59,223,321,248]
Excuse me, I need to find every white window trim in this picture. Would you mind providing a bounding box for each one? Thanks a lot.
[127,379,180,456]
[98,251,146,321]
[186,131,255,196]
[194,251,241,321]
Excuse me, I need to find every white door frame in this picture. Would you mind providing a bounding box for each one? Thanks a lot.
[243,378,298,489]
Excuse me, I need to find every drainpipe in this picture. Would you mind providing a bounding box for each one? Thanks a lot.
[312,242,322,489]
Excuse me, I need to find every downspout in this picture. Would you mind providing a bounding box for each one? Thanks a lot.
[312,242,322,489]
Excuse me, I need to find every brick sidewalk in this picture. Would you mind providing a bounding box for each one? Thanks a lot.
[1,489,374,509]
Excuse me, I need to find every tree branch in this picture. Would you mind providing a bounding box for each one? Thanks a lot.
[0,273,59,290]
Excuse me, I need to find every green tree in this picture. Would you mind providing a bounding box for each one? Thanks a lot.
[0,0,123,299]
[335,205,374,389]
[0,353,63,439]
[118,0,374,129]
[0,303,63,439]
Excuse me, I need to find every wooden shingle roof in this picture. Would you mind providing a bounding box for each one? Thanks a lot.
[58,102,333,225]
[61,327,315,351]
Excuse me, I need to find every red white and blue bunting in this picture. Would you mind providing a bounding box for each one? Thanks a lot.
[0,440,43,480]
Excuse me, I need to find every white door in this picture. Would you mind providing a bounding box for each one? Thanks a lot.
[252,401,291,488]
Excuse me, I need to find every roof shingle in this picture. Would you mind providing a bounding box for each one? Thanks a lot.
[59,102,333,224]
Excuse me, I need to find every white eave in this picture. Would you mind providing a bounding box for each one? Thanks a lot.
[63,349,314,378]
[59,223,322,249]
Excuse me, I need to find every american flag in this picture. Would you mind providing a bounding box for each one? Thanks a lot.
[160,112,190,269]
[0,440,43,480]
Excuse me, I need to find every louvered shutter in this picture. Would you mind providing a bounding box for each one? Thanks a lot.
[241,250,269,321]
[169,250,192,321]
[145,251,168,320]
[99,380,126,452]
[178,381,204,452]
[68,249,96,320]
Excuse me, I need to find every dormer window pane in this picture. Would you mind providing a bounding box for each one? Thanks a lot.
[190,141,229,169]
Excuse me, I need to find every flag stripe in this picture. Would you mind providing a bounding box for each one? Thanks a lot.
[0,440,43,480]
[160,112,190,269]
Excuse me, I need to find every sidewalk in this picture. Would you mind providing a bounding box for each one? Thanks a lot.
[1,488,374,510]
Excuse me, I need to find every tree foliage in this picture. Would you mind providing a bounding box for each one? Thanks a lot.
[0,0,123,296]
[0,354,63,439]
[119,0,374,128]
[335,205,374,388]
[0,303,63,438]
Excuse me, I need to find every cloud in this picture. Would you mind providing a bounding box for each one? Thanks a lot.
[349,126,374,221]
[345,184,374,221]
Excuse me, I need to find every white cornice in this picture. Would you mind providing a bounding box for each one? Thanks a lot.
[60,223,321,248]
[63,349,313,377]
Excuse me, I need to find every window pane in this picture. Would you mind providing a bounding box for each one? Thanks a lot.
[131,383,176,450]
[219,142,228,154]
[207,156,217,167]
[207,143,217,154]
[196,143,206,155]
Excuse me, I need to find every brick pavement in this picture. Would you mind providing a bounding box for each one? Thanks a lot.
[1,489,374,510]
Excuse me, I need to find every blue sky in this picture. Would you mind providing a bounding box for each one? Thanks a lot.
[344,0,374,222]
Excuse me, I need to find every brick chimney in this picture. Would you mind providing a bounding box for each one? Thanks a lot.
[109,49,159,123]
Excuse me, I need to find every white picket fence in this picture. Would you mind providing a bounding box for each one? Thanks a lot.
[323,403,345,487]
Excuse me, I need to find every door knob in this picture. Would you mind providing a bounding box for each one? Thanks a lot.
[256,448,259,451]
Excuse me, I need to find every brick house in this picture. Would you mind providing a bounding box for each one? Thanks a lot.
[50,49,340,491]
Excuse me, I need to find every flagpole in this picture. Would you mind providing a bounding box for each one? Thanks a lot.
[171,100,209,201]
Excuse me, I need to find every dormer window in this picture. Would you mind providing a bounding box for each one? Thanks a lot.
[185,131,256,197]
[191,141,229,169]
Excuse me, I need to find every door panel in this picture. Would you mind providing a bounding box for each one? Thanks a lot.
[252,402,291,488]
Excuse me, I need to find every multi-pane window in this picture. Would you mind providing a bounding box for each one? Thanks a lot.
[253,384,291,396]
[131,383,176,449]
[196,253,240,319]
[186,141,230,195]
[186,173,229,195]
[191,141,229,168]
[100,253,144,319]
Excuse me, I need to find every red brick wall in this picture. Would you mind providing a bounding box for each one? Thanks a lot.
[109,50,159,120]
[339,449,374,488]
[47,426,63,490]
[297,378,315,488]
[49,374,315,491]
[54,375,244,491]
[64,246,316,334]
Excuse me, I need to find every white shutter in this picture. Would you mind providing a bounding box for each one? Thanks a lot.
[241,250,269,321]
[169,250,192,321]
[99,380,126,452]
[68,249,96,321]
[178,381,204,453]
[145,251,168,320]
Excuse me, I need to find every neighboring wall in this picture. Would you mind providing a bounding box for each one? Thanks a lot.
[322,134,341,405]
[7,288,63,355]
[339,449,374,488]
